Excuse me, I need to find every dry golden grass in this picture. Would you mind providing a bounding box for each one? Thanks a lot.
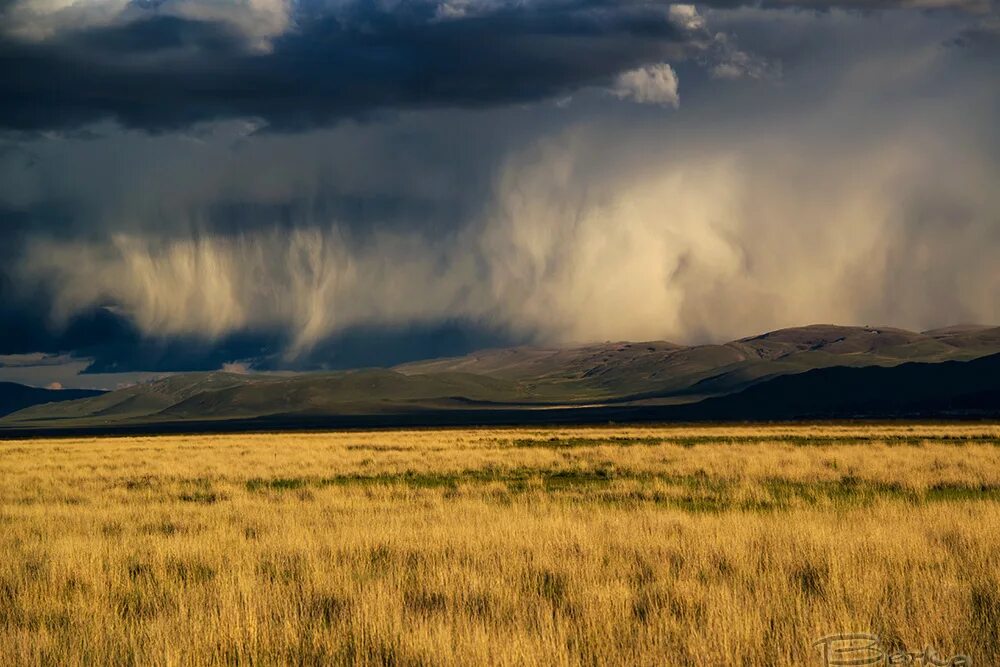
[1,424,998,665]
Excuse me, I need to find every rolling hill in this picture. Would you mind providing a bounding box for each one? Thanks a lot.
[1,324,997,432]
[0,383,106,418]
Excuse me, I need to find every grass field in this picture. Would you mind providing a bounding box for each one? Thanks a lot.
[1,425,998,666]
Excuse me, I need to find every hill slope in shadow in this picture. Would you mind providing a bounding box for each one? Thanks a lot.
[665,352,1000,420]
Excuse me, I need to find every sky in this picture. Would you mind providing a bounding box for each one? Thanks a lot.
[0,0,998,389]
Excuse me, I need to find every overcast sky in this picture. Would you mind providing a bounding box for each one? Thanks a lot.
[1,0,998,388]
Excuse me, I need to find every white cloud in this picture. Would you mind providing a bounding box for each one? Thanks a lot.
[611,64,680,108]
[435,0,471,20]
[1,0,292,51]
[2,0,130,41]
[221,361,252,374]
[710,33,781,81]
[668,4,704,32]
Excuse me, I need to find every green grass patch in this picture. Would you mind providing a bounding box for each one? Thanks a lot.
[245,477,308,493]
[237,469,1000,512]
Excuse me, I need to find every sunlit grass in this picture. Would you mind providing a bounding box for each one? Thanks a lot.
[0,424,997,665]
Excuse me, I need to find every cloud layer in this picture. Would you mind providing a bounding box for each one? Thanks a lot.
[18,108,1000,356]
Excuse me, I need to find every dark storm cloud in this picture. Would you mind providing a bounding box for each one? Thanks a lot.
[0,0,693,132]
[3,0,991,133]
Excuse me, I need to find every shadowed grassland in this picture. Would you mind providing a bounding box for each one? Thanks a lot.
[0,424,998,665]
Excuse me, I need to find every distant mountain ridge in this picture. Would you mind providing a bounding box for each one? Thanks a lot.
[396,323,1000,400]
[2,324,998,432]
